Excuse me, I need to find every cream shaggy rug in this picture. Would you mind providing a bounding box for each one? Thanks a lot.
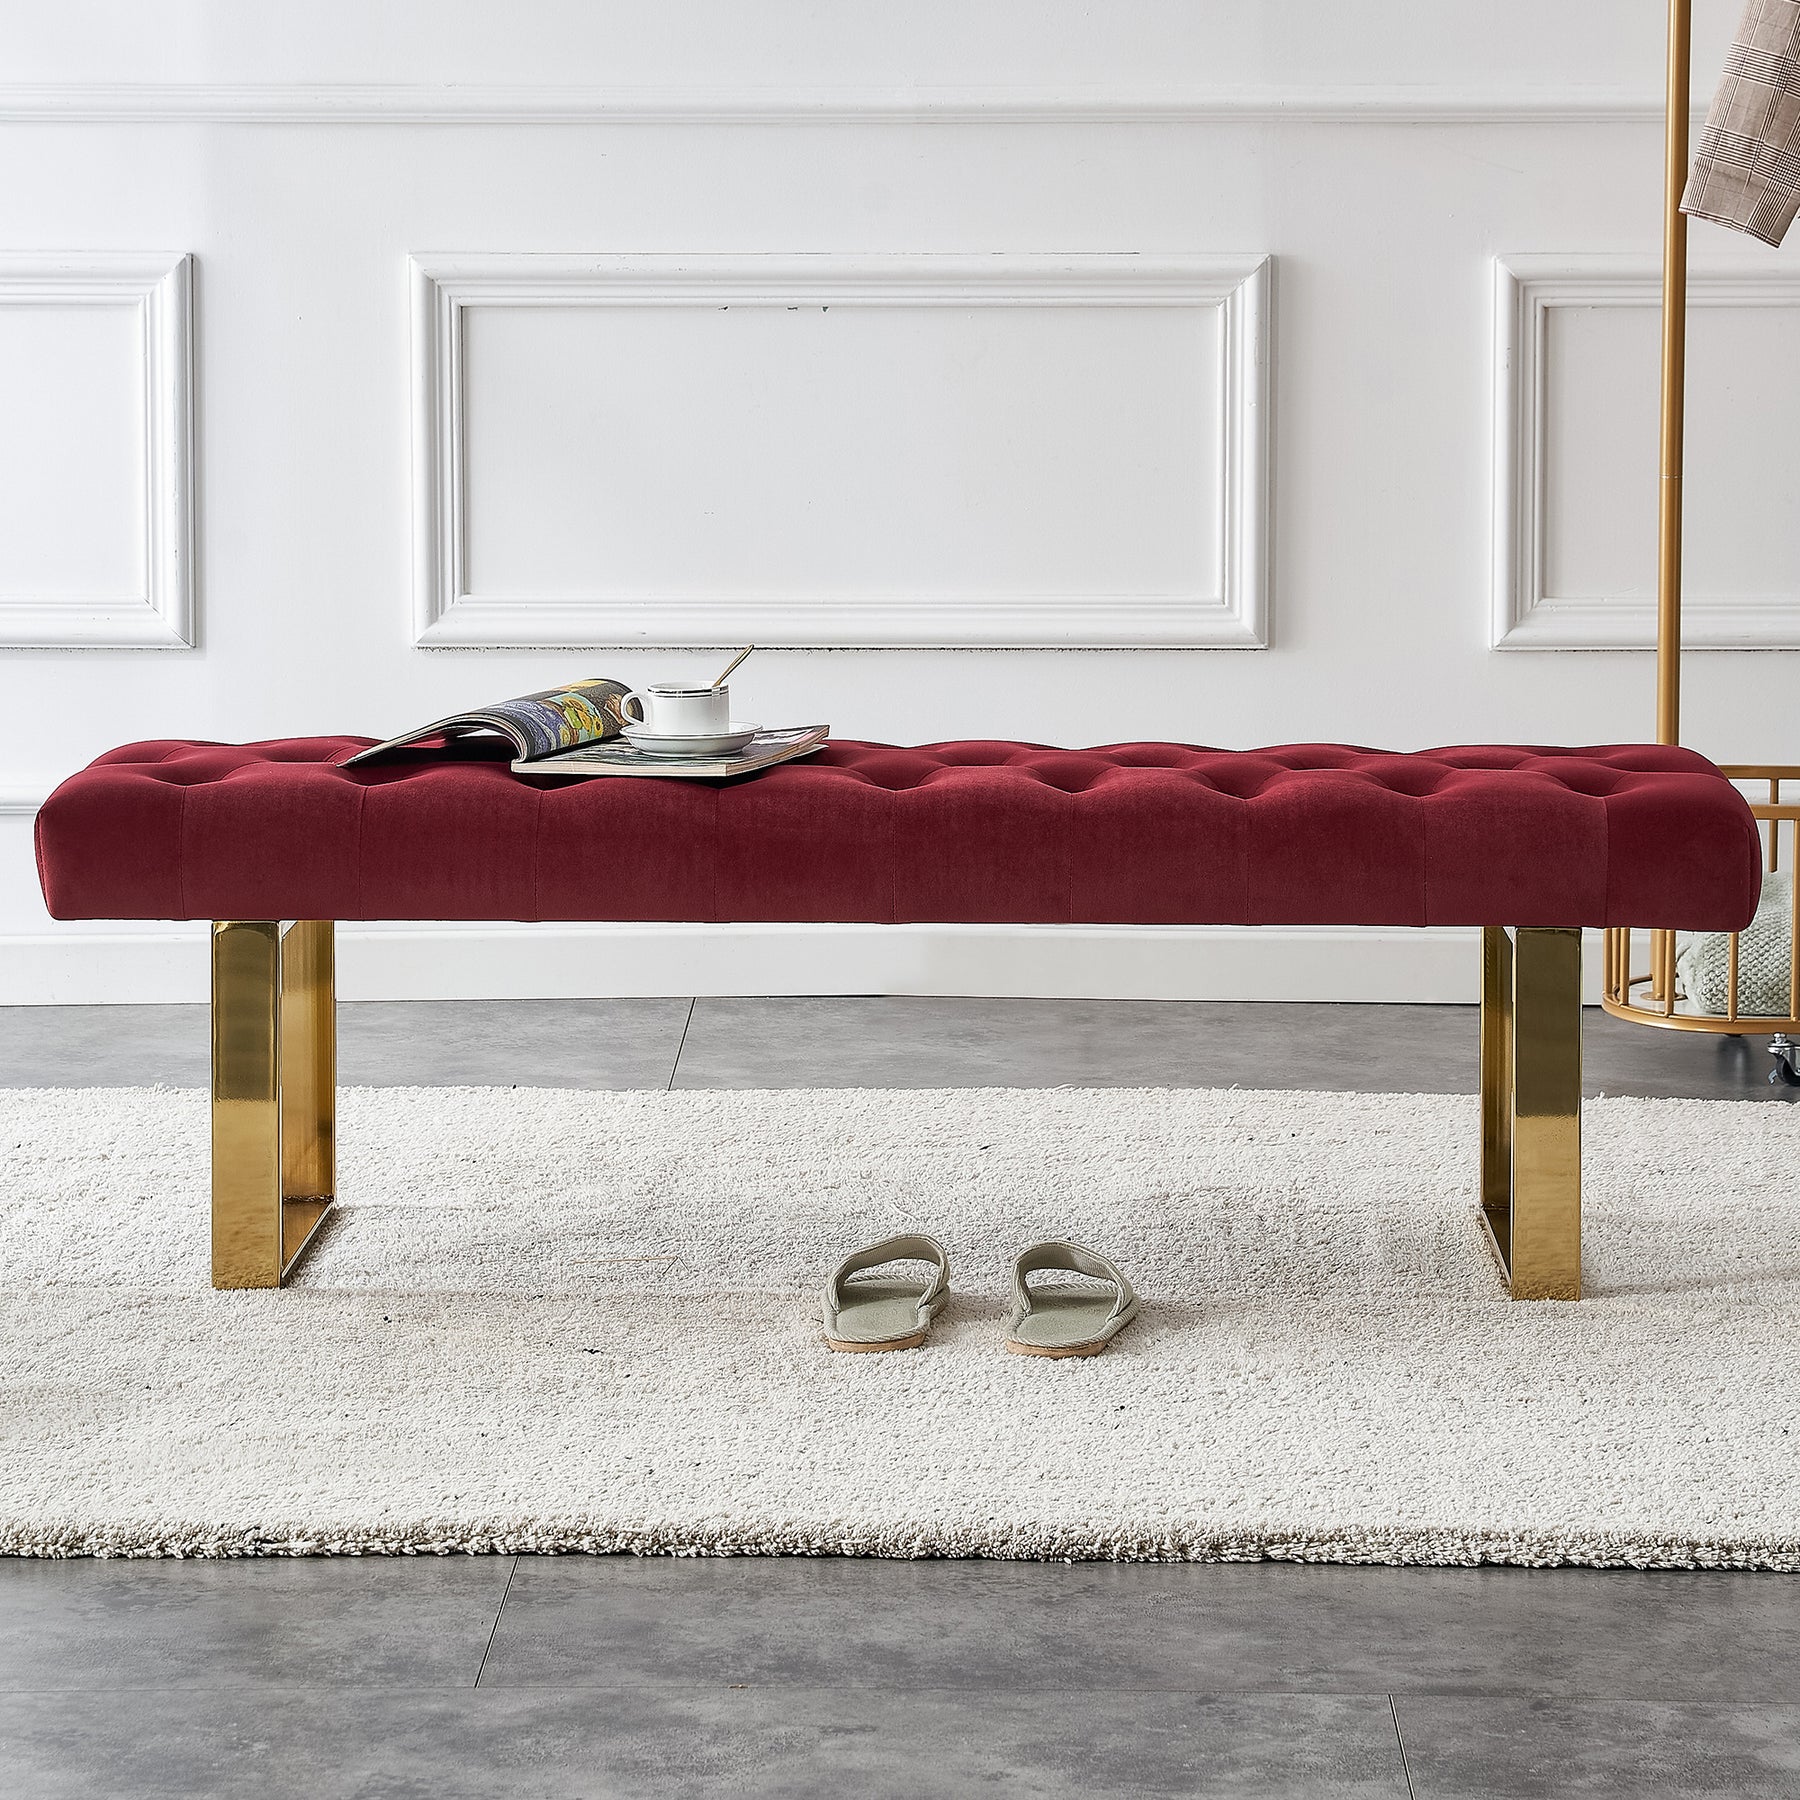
[4,1084,1800,1566]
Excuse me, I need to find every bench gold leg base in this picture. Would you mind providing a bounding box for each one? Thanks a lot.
[207,919,1575,1300]
[211,919,338,1290]
[1480,925,1582,1300]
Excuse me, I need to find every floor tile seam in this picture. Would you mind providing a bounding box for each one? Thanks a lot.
[463,1680,1800,1700]
[2,1677,1793,1703]
[1389,1694,1800,1717]
[0,1682,483,1695]
[0,1681,1416,1701]
[471,1554,518,1687]
[11,1678,1800,1706]
[663,997,696,1093]
[1388,1694,1418,1800]
[426,1678,1414,1700]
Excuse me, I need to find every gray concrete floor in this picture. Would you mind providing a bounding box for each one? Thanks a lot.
[1,993,1793,1098]
[3,997,1798,1798]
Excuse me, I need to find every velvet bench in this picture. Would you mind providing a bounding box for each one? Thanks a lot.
[34,737,1763,1301]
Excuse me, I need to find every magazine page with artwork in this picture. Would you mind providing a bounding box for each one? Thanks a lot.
[342,679,630,766]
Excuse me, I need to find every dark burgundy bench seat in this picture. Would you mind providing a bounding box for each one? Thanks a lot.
[35,737,1761,930]
[32,736,1763,1304]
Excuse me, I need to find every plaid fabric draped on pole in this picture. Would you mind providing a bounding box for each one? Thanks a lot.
[1683,0,1800,246]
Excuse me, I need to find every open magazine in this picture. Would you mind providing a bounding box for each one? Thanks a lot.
[342,679,632,766]
[343,679,828,779]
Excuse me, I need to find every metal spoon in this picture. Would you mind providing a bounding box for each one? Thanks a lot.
[710,645,755,690]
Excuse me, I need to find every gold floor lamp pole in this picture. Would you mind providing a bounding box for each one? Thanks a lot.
[1647,0,1690,1008]
[1658,0,1691,748]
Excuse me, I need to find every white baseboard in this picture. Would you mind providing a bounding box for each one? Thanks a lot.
[0,921,1614,1007]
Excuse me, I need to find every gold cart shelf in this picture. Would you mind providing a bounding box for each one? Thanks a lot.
[1602,767,1800,1040]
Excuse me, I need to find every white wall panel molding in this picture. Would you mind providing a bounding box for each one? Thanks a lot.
[0,254,194,650]
[411,253,1271,650]
[0,780,52,817]
[0,82,1701,126]
[1492,254,1800,651]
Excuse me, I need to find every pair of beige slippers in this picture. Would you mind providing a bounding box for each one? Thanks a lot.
[820,1233,1138,1359]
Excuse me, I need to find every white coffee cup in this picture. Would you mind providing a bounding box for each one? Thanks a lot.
[619,682,731,737]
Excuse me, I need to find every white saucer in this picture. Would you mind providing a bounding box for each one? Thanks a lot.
[621,721,761,758]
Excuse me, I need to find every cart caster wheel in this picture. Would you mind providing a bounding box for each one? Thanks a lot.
[1771,1046,1800,1088]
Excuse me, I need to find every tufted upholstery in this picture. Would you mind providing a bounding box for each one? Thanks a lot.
[34,736,1762,930]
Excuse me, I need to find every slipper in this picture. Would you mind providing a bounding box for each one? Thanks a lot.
[821,1234,950,1353]
[1005,1240,1138,1358]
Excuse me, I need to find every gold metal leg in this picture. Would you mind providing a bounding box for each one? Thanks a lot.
[211,919,337,1289]
[1480,926,1514,1244]
[280,918,336,1267]
[1479,926,1582,1300]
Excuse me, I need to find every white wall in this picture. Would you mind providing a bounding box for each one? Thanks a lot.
[1,0,1792,1004]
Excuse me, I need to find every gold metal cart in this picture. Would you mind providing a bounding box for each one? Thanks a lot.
[1598,0,1800,1079]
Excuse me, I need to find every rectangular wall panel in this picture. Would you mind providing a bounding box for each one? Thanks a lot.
[0,255,193,649]
[1493,255,1800,649]
[412,254,1270,648]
